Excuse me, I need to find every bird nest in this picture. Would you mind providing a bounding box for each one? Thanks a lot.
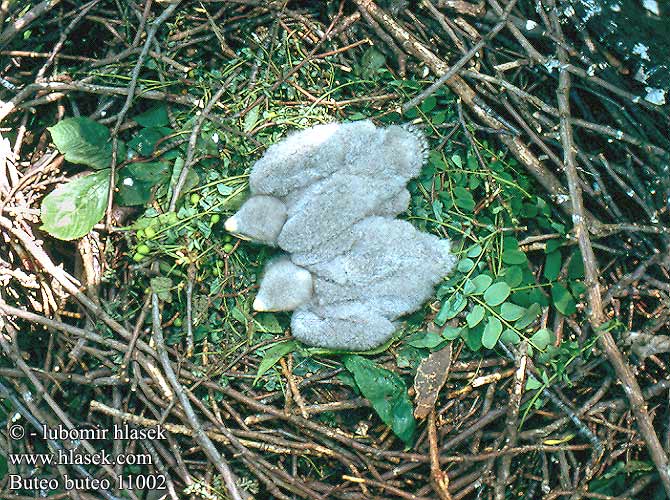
[0,1,669,499]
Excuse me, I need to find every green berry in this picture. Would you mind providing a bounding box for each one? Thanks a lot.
[137,244,151,255]
[223,243,234,253]
[167,212,178,224]
[132,252,145,262]
[144,226,157,239]
[173,317,183,327]
[224,235,232,242]
[190,193,201,205]
[137,229,145,240]
[210,214,221,224]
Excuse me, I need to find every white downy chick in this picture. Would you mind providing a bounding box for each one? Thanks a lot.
[307,217,455,317]
[278,173,407,266]
[226,120,454,351]
[249,120,379,200]
[252,256,313,312]
[291,301,397,352]
[224,195,287,246]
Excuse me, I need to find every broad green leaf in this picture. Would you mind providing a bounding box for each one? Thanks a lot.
[503,266,523,287]
[500,329,520,345]
[421,96,437,112]
[466,244,483,258]
[568,250,585,279]
[515,303,542,329]
[133,105,169,127]
[464,325,483,351]
[150,277,173,303]
[551,283,577,315]
[482,317,503,349]
[500,302,526,322]
[48,117,124,170]
[359,47,386,78]
[545,239,562,254]
[342,355,416,446]
[442,326,461,340]
[230,306,247,324]
[254,313,284,333]
[469,274,493,295]
[502,249,527,265]
[466,305,485,328]
[40,170,110,240]
[435,293,466,325]
[525,375,543,390]
[454,187,476,209]
[117,162,170,206]
[408,332,443,349]
[457,258,474,272]
[544,251,561,281]
[530,328,552,350]
[483,282,510,306]
[432,199,444,222]
[255,340,299,383]
[127,127,168,157]
[503,236,519,250]
[243,106,260,132]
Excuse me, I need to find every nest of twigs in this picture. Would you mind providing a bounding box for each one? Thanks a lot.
[1,1,669,499]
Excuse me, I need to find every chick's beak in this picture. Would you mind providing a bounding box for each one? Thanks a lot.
[224,216,238,233]
[252,297,267,312]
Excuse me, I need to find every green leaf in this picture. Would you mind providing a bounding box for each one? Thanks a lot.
[454,189,475,211]
[502,249,527,265]
[500,329,520,345]
[421,96,437,112]
[468,274,493,295]
[117,162,170,206]
[359,47,386,78]
[482,317,503,349]
[525,375,543,390]
[500,302,526,322]
[48,117,125,170]
[466,244,483,258]
[544,251,561,281]
[503,266,524,287]
[568,250,585,279]
[127,127,167,157]
[464,325,483,351]
[255,340,299,383]
[408,331,443,349]
[254,313,284,333]
[551,283,576,315]
[243,106,260,132]
[466,305,485,328]
[530,328,552,350]
[435,293,466,325]
[515,303,541,329]
[342,355,416,446]
[150,277,173,303]
[545,239,562,254]
[133,105,169,127]
[40,170,110,240]
[457,258,475,272]
[442,326,461,340]
[483,282,510,306]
